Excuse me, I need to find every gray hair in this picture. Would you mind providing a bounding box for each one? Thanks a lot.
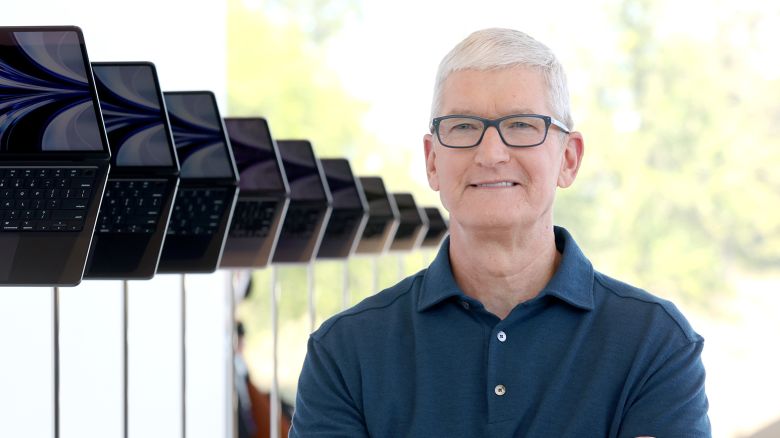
[430,28,573,130]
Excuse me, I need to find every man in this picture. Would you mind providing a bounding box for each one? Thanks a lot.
[290,28,710,437]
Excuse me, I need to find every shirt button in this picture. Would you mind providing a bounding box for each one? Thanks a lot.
[494,384,506,396]
[497,331,507,342]
[460,301,470,310]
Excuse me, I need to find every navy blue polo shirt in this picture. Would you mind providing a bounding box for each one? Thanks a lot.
[291,227,711,437]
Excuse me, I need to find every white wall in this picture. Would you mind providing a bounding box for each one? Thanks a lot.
[0,2,229,437]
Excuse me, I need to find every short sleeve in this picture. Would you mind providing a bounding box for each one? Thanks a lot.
[289,336,369,438]
[619,340,711,438]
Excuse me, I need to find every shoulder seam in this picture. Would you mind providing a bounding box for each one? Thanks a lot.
[593,272,701,343]
[313,272,423,340]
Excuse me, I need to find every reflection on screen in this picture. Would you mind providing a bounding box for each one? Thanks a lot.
[321,159,362,209]
[163,92,234,179]
[0,30,105,153]
[277,140,326,201]
[394,194,419,221]
[359,177,393,216]
[93,64,175,167]
[224,118,285,192]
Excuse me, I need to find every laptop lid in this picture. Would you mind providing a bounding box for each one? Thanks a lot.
[421,206,448,248]
[162,91,238,183]
[275,140,329,203]
[223,117,288,196]
[389,192,428,251]
[0,26,110,160]
[316,158,369,259]
[91,62,179,173]
[355,176,400,254]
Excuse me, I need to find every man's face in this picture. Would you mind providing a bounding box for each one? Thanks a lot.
[423,66,583,234]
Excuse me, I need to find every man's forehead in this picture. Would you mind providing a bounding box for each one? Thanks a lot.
[438,67,551,117]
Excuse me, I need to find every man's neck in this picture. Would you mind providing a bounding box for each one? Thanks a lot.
[448,222,561,320]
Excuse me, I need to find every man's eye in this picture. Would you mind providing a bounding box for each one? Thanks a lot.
[452,123,478,130]
[507,121,532,129]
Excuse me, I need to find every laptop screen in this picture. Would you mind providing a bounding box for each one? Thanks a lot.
[276,140,326,201]
[359,177,393,216]
[0,28,107,153]
[224,118,286,193]
[321,159,362,209]
[163,91,235,179]
[92,63,177,168]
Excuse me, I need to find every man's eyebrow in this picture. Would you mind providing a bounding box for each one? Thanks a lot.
[441,108,540,117]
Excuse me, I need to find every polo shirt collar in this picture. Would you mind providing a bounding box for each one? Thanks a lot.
[417,226,595,312]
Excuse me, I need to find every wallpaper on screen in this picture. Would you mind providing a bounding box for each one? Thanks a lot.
[93,64,175,167]
[225,119,285,192]
[0,30,104,152]
[163,92,234,179]
[277,141,326,201]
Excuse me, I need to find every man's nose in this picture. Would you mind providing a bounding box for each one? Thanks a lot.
[474,126,510,166]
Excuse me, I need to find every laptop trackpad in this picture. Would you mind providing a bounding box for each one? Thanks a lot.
[0,235,20,280]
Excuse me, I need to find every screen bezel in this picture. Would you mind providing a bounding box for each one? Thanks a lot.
[223,116,289,196]
[162,90,239,183]
[91,61,180,174]
[320,158,368,212]
[276,139,331,204]
[0,26,111,161]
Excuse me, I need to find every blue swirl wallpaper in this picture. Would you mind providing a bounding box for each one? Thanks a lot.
[92,64,176,167]
[277,140,326,201]
[0,30,105,152]
[224,118,285,192]
[322,159,362,209]
[163,92,235,179]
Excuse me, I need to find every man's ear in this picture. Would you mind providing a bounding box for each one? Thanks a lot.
[557,131,584,188]
[424,133,440,191]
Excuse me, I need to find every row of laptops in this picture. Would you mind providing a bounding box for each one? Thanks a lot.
[0,26,448,286]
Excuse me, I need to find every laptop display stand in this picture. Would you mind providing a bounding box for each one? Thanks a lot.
[270,266,280,438]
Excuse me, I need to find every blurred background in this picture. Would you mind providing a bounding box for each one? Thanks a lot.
[227,0,780,436]
[1,0,778,436]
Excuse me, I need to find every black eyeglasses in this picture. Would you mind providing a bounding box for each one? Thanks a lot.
[430,114,571,148]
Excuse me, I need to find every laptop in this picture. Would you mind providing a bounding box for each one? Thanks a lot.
[420,206,449,249]
[354,177,399,255]
[83,62,180,279]
[271,140,332,263]
[0,26,111,286]
[316,158,368,259]
[157,91,239,273]
[220,117,289,268]
[389,193,429,252]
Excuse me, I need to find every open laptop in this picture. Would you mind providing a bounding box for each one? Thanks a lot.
[271,140,332,263]
[220,117,289,268]
[420,206,449,249]
[316,158,368,259]
[0,26,111,286]
[157,91,239,273]
[83,62,180,279]
[354,176,399,255]
[389,193,429,252]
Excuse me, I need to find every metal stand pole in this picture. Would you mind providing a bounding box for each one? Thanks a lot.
[372,257,379,294]
[342,260,350,310]
[123,281,129,438]
[228,271,239,438]
[270,267,280,438]
[53,287,60,438]
[307,263,315,333]
[181,274,187,438]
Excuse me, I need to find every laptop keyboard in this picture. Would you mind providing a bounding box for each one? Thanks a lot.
[96,179,167,234]
[229,200,278,238]
[361,218,389,239]
[0,168,96,232]
[281,206,322,238]
[324,210,359,237]
[167,187,229,236]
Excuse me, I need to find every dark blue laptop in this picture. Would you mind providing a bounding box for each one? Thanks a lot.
[0,26,111,286]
